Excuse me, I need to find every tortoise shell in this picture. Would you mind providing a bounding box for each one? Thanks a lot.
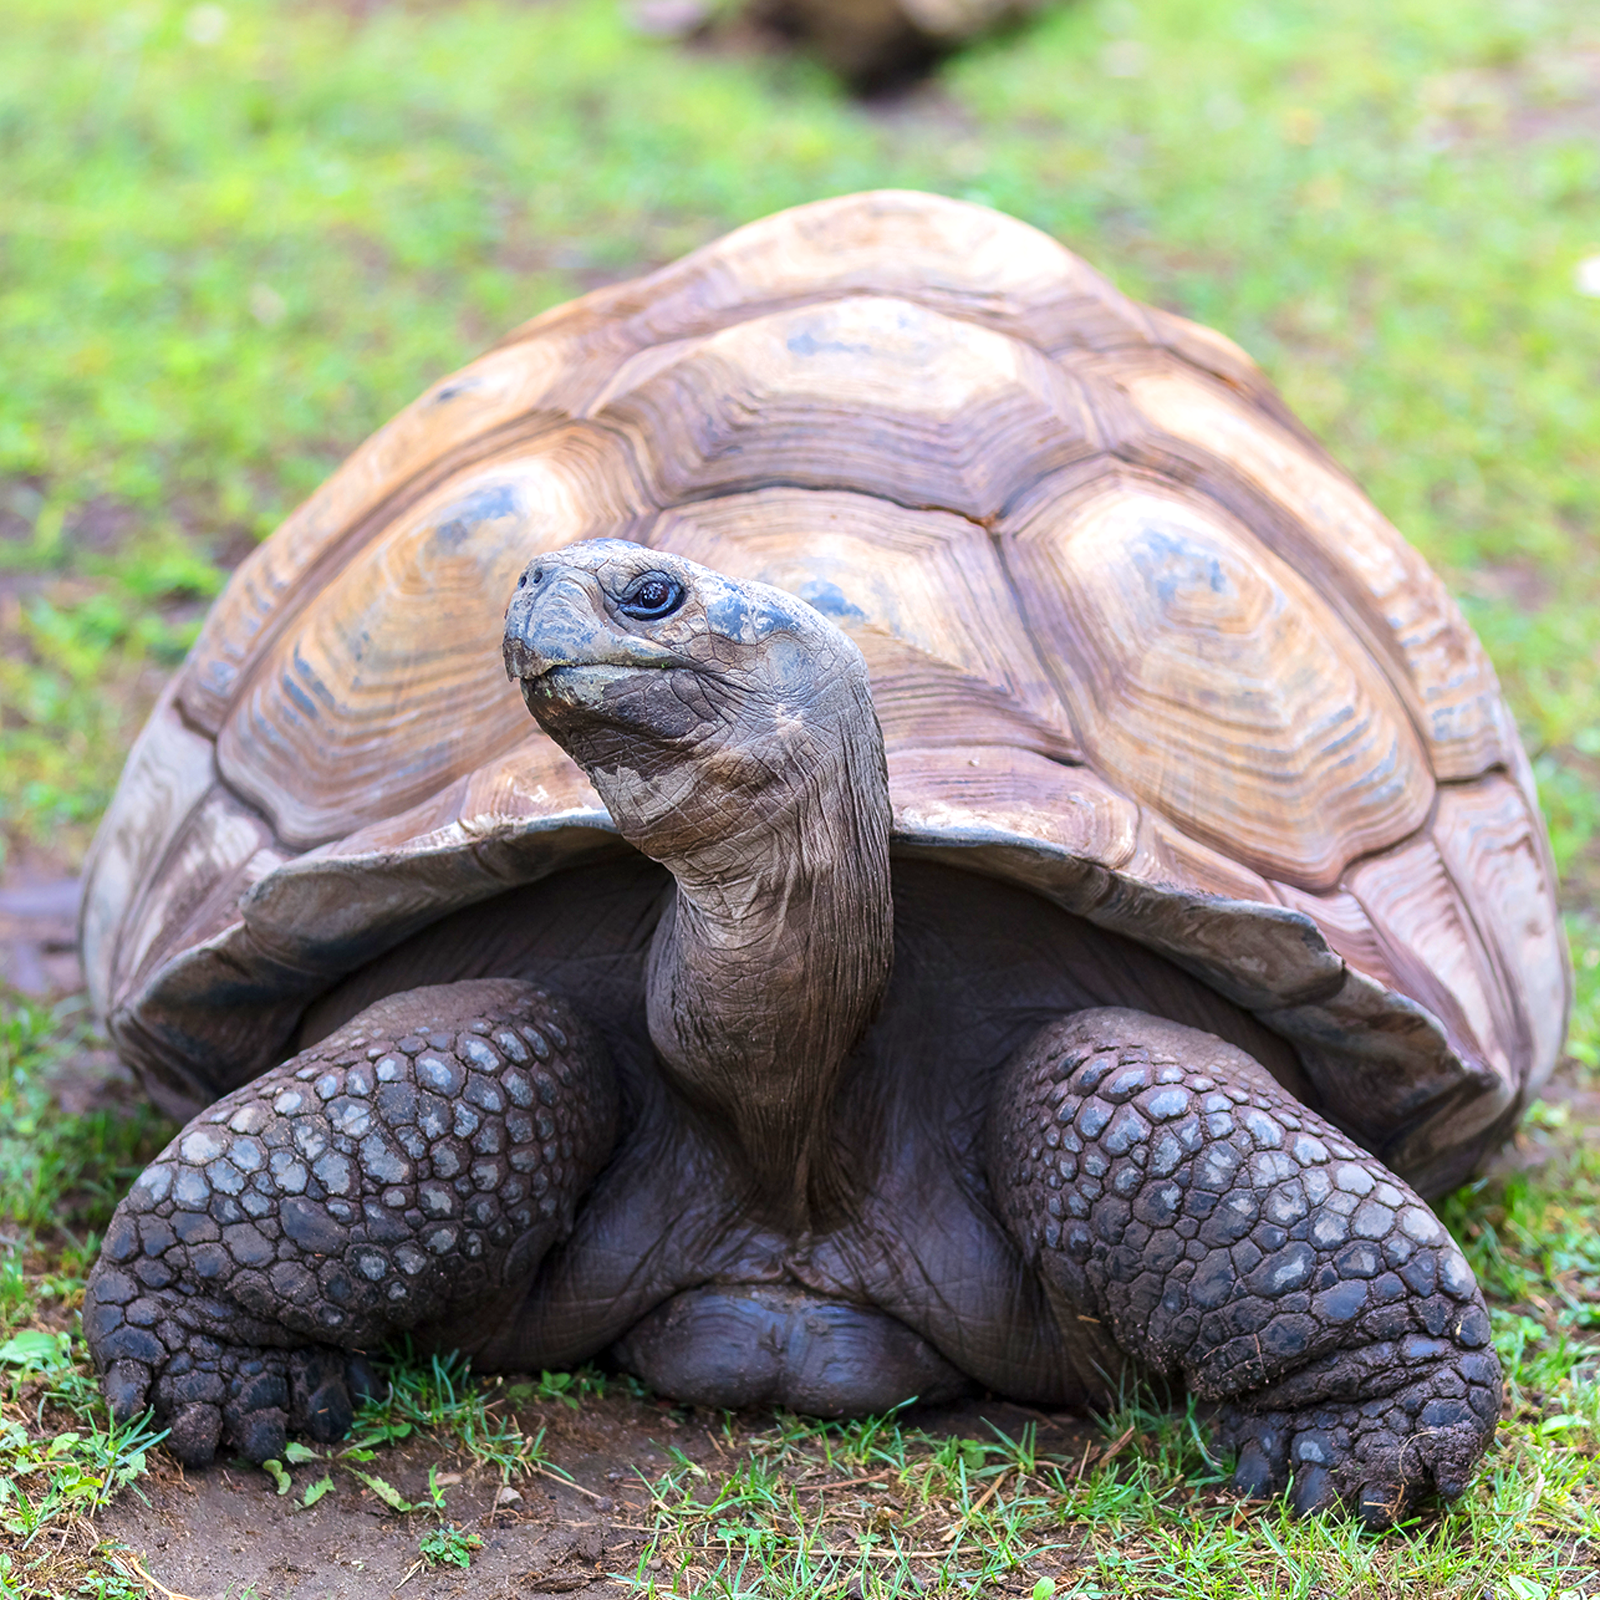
[81,190,1568,1198]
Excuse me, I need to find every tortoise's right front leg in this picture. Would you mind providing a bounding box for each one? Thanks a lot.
[84,980,617,1466]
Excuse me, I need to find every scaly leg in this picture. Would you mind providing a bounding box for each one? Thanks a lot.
[85,980,617,1465]
[987,1007,1500,1526]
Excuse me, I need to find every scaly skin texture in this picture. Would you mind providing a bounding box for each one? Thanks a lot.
[988,1008,1501,1525]
[84,980,617,1465]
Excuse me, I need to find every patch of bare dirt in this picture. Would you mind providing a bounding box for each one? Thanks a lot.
[1462,560,1556,616]
[1486,1059,1600,1179]
[96,1402,651,1600]
[89,1393,1091,1600]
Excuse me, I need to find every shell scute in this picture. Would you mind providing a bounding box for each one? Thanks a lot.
[1343,835,1516,1095]
[887,745,1136,870]
[589,297,1100,520]
[1002,480,1434,890]
[1268,883,1404,997]
[1433,775,1567,1088]
[1120,813,1282,908]
[177,339,581,736]
[213,429,645,850]
[648,489,1080,760]
[112,789,275,1002]
[80,690,215,1015]
[1111,362,1513,782]
[509,188,1158,364]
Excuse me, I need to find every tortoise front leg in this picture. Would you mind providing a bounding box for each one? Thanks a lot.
[987,1008,1500,1527]
[84,980,617,1466]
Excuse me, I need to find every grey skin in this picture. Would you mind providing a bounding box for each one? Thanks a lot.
[85,539,1500,1526]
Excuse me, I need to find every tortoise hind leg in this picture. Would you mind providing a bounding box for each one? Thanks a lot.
[986,1007,1501,1527]
[84,979,618,1466]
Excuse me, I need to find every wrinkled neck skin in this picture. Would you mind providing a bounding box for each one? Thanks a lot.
[540,636,893,1233]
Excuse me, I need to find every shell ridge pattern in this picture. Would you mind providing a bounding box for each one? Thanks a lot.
[194,413,566,708]
[1103,431,1484,777]
[993,477,1435,891]
[114,792,276,1000]
[211,425,656,850]
[650,492,1085,761]
[1417,785,1538,1073]
[582,294,1105,523]
[1432,774,1570,1094]
[493,190,1154,367]
[1107,363,1511,783]
[176,336,589,736]
[80,687,218,1016]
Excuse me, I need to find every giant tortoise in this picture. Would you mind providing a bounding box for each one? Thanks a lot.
[81,191,1568,1524]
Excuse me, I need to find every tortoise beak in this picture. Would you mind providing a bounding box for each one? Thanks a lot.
[503,564,680,686]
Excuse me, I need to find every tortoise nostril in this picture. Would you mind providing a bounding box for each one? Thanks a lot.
[532,568,544,583]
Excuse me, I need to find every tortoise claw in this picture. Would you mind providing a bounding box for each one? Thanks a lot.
[991,1007,1502,1528]
[86,979,619,1468]
[1231,1436,1277,1500]
[1355,1479,1411,1530]
[1289,1463,1334,1517]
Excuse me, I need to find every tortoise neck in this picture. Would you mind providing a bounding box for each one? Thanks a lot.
[643,679,893,1232]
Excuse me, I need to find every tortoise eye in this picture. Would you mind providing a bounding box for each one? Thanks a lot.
[617,573,684,621]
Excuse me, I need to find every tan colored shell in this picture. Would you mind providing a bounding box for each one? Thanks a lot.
[81,191,1568,1197]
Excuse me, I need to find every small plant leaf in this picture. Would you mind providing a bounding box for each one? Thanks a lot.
[262,1459,291,1496]
[350,1468,416,1513]
[1537,1414,1585,1435]
[301,1475,335,1508]
[418,1524,482,1569]
[283,1440,320,1463]
[0,1331,63,1368]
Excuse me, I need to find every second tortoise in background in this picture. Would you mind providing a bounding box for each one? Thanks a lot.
[751,0,1052,86]
[79,191,1566,1522]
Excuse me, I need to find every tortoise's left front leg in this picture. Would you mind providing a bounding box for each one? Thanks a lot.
[84,979,617,1465]
[987,1008,1501,1527]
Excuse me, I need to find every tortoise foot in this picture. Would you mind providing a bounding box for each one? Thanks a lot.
[86,979,617,1464]
[988,1007,1502,1526]
[1215,1334,1501,1526]
[99,1331,379,1466]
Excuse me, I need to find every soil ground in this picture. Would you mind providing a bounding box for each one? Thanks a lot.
[89,1396,1095,1600]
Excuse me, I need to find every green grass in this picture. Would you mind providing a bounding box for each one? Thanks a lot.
[0,1000,170,1322]
[621,1373,1600,1597]
[2,0,1599,1593]
[0,1330,167,1550]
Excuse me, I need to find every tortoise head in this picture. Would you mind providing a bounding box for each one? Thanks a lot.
[503,538,886,863]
